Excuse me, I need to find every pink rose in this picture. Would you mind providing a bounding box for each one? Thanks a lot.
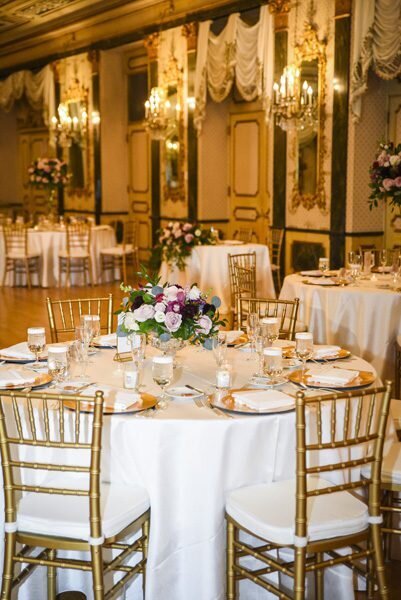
[174,230,183,238]
[184,233,194,243]
[165,311,182,332]
[395,177,401,187]
[133,303,155,322]
[382,178,395,191]
[165,286,180,301]
[183,223,192,232]
[197,315,212,335]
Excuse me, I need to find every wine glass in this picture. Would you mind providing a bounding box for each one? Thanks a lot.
[263,347,283,384]
[130,333,146,364]
[246,313,259,359]
[380,249,388,272]
[80,314,100,341]
[254,334,265,377]
[212,332,227,366]
[152,355,174,409]
[260,317,279,347]
[295,332,314,380]
[318,257,329,274]
[47,345,69,384]
[27,327,46,368]
[347,251,362,284]
[363,250,375,276]
[75,326,91,380]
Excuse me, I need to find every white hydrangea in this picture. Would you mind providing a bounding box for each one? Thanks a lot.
[155,311,166,323]
[188,285,201,300]
[124,312,139,331]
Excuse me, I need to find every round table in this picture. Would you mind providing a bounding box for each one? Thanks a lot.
[159,243,276,314]
[280,273,401,381]
[0,344,387,600]
[0,225,116,287]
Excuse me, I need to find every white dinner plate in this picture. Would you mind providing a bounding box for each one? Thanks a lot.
[165,385,204,399]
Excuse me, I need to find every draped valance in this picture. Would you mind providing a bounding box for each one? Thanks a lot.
[194,5,274,132]
[351,0,401,121]
[0,64,55,125]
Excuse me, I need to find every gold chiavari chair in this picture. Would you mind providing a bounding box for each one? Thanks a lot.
[2,223,41,288]
[100,219,139,283]
[267,227,284,292]
[226,383,392,600]
[238,296,300,340]
[0,389,150,600]
[228,252,256,328]
[58,222,93,287]
[46,294,114,342]
[233,228,255,243]
[391,336,401,432]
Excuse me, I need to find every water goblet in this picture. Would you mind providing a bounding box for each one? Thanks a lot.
[152,355,174,409]
[260,317,279,347]
[47,345,69,384]
[295,332,314,380]
[75,326,91,380]
[318,257,329,274]
[363,251,375,276]
[212,332,227,366]
[27,327,46,368]
[130,333,146,364]
[263,347,283,384]
[246,313,259,359]
[254,334,265,377]
[347,251,362,284]
[380,249,388,272]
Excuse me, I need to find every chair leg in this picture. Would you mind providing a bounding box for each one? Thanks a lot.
[66,259,71,287]
[88,257,94,287]
[91,545,104,600]
[294,547,306,600]
[1,531,16,600]
[47,549,57,600]
[226,519,236,600]
[142,517,149,598]
[2,259,7,286]
[122,255,127,284]
[371,523,389,599]
[315,552,324,600]
[25,259,31,289]
[383,490,392,562]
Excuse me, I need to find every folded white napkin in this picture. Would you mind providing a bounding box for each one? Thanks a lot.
[300,270,323,276]
[95,334,117,347]
[0,342,36,360]
[225,330,244,344]
[0,368,36,387]
[305,278,334,286]
[312,345,341,358]
[307,365,358,385]
[81,384,140,410]
[232,389,294,411]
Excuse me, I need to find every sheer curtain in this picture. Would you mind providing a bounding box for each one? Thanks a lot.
[351,0,401,121]
[0,65,55,125]
[194,5,274,132]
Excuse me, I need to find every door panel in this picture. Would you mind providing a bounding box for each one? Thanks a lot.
[18,129,50,217]
[386,95,401,249]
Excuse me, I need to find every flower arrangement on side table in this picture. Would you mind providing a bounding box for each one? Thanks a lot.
[28,157,70,218]
[369,142,401,211]
[152,221,218,271]
[117,267,226,349]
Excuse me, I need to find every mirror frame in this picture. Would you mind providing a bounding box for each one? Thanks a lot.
[290,21,327,214]
[160,56,186,204]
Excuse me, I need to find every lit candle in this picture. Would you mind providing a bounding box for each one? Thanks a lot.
[307,85,313,105]
[273,82,279,104]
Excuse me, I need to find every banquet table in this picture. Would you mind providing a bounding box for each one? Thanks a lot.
[0,343,390,600]
[0,225,116,287]
[280,273,401,381]
[159,243,276,313]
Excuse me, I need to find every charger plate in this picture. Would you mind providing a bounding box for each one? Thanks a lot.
[64,392,157,415]
[228,334,248,347]
[209,388,295,415]
[289,369,375,390]
[0,372,52,390]
[283,348,351,361]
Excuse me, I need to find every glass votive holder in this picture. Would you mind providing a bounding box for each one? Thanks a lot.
[216,362,232,390]
[47,344,69,383]
[318,257,329,272]
[123,362,142,391]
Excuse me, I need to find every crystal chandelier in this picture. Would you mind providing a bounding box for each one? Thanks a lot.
[51,103,88,147]
[272,64,317,132]
[144,87,172,140]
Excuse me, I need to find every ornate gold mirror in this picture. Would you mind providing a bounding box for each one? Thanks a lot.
[291,22,327,213]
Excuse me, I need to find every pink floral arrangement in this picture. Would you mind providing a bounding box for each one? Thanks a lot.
[369,142,401,210]
[28,157,70,189]
[154,221,217,270]
[117,268,225,347]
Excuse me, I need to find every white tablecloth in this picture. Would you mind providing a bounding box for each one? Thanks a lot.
[0,225,116,287]
[159,243,276,313]
[0,344,388,600]
[280,274,401,381]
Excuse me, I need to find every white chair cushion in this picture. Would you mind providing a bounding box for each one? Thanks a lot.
[390,399,401,429]
[7,251,40,259]
[59,249,89,259]
[17,479,149,541]
[100,244,134,256]
[396,335,401,348]
[226,477,368,546]
[363,442,401,485]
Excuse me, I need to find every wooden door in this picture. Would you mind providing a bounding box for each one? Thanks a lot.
[127,123,152,262]
[18,128,50,217]
[385,95,401,249]
[228,111,270,243]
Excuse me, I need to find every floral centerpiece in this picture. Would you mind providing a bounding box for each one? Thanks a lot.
[369,142,401,210]
[28,157,70,217]
[151,221,217,271]
[117,268,225,348]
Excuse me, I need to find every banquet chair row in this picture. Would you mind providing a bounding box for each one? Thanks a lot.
[2,223,41,288]
[0,388,150,600]
[46,294,114,342]
[100,218,139,284]
[267,226,284,292]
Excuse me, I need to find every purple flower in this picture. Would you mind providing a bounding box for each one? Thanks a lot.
[133,303,155,322]
[197,315,212,335]
[176,290,186,303]
[133,295,144,310]
[165,311,182,332]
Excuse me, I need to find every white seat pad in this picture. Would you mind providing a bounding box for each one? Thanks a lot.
[59,249,90,258]
[100,244,134,256]
[390,399,401,429]
[377,442,401,484]
[17,479,149,541]
[226,477,368,546]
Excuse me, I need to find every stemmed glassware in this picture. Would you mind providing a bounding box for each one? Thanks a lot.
[263,347,283,384]
[74,325,91,380]
[295,332,314,379]
[380,249,388,272]
[347,251,362,284]
[211,332,227,366]
[254,334,265,377]
[260,317,279,347]
[130,333,146,364]
[363,250,375,276]
[152,355,174,409]
[246,313,259,360]
[47,345,69,384]
[27,327,46,368]
[318,257,329,274]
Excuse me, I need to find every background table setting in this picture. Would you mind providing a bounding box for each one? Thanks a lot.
[0,322,389,599]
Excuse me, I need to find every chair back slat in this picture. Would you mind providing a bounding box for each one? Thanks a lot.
[0,390,104,535]
[3,223,28,256]
[238,297,300,340]
[294,384,392,540]
[228,252,257,327]
[124,219,138,249]
[46,294,114,342]
[66,222,91,254]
